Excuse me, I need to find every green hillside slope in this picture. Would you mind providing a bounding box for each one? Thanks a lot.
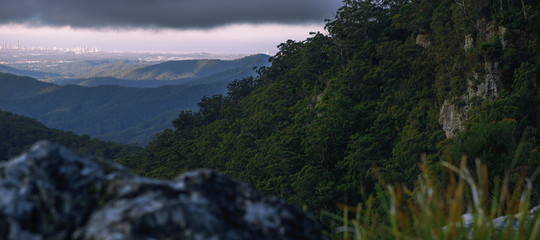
[0,110,138,161]
[0,64,58,79]
[0,74,58,99]
[42,59,150,81]
[48,54,270,88]
[51,77,184,88]
[122,0,540,216]
[117,54,269,82]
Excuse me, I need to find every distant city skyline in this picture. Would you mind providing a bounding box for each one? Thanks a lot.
[0,23,328,54]
[0,43,100,53]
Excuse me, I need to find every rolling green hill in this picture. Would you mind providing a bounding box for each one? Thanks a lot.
[40,59,150,81]
[0,64,59,79]
[50,77,183,88]
[0,110,139,161]
[51,54,270,88]
[117,54,269,81]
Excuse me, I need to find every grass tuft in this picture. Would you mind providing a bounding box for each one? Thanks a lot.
[322,157,540,239]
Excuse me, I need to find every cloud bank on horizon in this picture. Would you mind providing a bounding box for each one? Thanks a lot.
[0,0,342,29]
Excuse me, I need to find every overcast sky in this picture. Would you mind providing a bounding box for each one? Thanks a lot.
[0,0,342,54]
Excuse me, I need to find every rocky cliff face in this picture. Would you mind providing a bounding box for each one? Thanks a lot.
[438,20,505,138]
[0,141,324,240]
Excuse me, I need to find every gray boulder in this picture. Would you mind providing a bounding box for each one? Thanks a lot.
[0,141,324,240]
[447,206,540,239]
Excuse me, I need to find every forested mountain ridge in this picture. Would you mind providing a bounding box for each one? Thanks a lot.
[0,64,59,79]
[0,110,138,161]
[116,54,269,81]
[121,0,540,214]
[0,74,57,99]
[42,59,150,81]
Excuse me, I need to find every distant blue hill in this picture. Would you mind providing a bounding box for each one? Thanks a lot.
[0,64,59,79]
[0,73,225,145]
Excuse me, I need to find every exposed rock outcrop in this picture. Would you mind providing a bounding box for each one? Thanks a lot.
[438,19,505,138]
[0,141,324,240]
[450,206,540,239]
[439,57,502,138]
[416,34,431,48]
[464,34,474,51]
[439,98,470,138]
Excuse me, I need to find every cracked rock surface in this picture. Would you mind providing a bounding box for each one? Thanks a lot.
[0,141,323,240]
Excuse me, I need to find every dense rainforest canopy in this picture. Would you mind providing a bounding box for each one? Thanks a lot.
[119,0,540,214]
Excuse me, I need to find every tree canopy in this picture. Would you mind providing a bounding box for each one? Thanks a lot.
[120,0,540,214]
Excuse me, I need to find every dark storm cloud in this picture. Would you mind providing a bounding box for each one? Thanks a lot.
[0,0,342,29]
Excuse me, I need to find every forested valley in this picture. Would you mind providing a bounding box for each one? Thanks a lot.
[0,55,269,145]
[119,0,540,220]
